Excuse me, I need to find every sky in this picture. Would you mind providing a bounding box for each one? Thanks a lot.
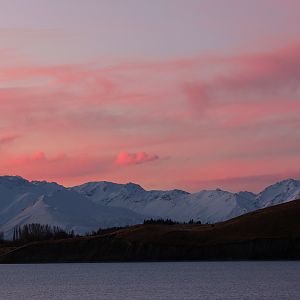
[0,0,300,192]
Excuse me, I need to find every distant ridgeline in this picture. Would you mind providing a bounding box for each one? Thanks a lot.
[1,175,300,240]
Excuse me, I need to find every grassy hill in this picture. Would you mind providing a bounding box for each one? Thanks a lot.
[1,199,300,263]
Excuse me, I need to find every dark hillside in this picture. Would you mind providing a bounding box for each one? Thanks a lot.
[1,200,300,263]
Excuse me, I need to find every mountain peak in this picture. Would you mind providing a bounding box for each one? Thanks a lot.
[31,180,64,188]
[274,178,300,186]
[236,191,256,201]
[257,178,300,207]
[0,175,29,186]
[260,178,300,193]
[170,189,190,195]
[124,182,144,191]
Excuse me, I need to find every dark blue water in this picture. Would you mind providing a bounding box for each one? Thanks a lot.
[0,261,299,299]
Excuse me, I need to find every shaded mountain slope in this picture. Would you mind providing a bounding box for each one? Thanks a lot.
[0,177,146,238]
[1,190,145,238]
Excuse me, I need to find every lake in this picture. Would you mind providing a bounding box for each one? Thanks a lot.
[0,261,299,299]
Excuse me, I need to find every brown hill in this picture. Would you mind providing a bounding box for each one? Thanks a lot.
[1,199,300,263]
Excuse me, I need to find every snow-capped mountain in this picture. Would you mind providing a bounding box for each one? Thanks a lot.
[0,176,300,239]
[71,181,190,218]
[72,178,300,224]
[0,176,145,238]
[72,183,257,223]
[256,179,300,208]
[0,176,64,227]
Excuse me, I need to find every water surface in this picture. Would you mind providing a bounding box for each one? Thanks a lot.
[0,261,299,299]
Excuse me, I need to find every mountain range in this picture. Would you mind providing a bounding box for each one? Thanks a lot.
[0,175,300,239]
[2,199,299,262]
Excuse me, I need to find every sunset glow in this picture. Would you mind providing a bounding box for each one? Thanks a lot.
[1,0,300,192]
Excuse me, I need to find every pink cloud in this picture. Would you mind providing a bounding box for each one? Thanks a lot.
[1,42,300,191]
[183,43,300,111]
[4,151,112,182]
[0,133,19,146]
[182,82,211,113]
[9,151,56,166]
[115,151,159,166]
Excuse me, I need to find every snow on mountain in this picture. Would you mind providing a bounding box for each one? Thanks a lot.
[74,183,257,224]
[236,191,256,201]
[171,189,257,223]
[73,179,300,224]
[0,176,64,227]
[1,190,145,239]
[71,181,190,217]
[1,176,300,239]
[256,179,300,207]
[0,177,145,238]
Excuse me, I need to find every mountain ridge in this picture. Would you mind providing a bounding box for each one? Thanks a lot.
[0,175,300,239]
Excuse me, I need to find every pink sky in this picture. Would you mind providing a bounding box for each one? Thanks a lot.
[1,0,300,192]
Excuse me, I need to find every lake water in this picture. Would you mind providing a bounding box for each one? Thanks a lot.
[0,261,299,299]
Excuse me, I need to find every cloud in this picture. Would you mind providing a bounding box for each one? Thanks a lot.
[115,151,159,166]
[3,42,300,139]
[0,133,19,146]
[9,151,52,166]
[4,151,112,181]
[1,42,300,191]
[182,82,211,112]
[183,43,300,109]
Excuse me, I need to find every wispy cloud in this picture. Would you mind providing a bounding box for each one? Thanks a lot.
[0,133,19,146]
[115,151,159,166]
[1,42,300,190]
